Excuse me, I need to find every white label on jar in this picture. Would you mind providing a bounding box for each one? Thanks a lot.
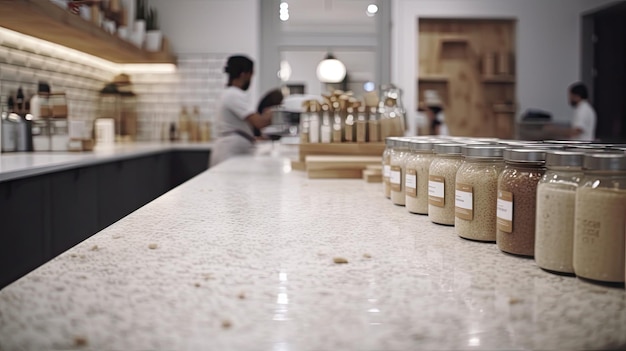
[383,165,391,178]
[406,173,417,189]
[497,190,513,233]
[390,166,402,192]
[455,183,473,221]
[428,175,445,207]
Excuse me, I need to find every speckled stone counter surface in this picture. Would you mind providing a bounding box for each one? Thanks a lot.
[0,142,212,182]
[1,151,625,350]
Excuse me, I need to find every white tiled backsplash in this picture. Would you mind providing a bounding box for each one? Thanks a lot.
[0,28,228,142]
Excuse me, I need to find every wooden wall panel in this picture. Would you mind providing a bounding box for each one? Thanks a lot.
[417,19,517,137]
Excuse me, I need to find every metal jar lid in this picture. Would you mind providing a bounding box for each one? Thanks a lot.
[545,151,584,168]
[583,153,626,171]
[408,140,434,152]
[434,143,463,155]
[385,137,398,147]
[395,138,411,149]
[543,140,592,145]
[463,145,506,158]
[503,149,547,163]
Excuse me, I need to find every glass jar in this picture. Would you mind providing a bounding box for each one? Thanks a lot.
[535,151,584,274]
[390,138,410,206]
[378,84,405,140]
[382,137,396,199]
[405,140,436,214]
[496,149,546,256]
[455,145,506,241]
[428,143,464,225]
[573,153,626,283]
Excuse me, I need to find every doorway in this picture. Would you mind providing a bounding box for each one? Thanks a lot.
[583,2,626,141]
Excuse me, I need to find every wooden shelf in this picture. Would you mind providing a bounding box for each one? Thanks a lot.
[439,35,470,44]
[0,0,176,64]
[418,74,450,83]
[482,75,516,84]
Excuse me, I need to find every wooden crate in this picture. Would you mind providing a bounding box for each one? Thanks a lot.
[299,142,385,161]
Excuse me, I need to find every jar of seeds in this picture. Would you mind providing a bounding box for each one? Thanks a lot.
[573,153,626,283]
[405,140,436,214]
[535,151,584,275]
[496,149,546,256]
[455,145,506,241]
[428,143,464,225]
[390,138,410,206]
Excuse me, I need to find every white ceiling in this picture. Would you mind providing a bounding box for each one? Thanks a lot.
[280,0,378,32]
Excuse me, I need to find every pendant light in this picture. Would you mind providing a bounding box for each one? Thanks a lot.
[316,53,346,83]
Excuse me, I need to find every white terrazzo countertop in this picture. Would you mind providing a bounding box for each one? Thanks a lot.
[0,142,212,182]
[1,151,625,350]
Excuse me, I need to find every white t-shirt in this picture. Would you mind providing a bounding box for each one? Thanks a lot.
[216,86,256,137]
[572,100,596,141]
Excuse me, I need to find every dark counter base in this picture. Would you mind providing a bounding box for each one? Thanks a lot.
[0,150,210,289]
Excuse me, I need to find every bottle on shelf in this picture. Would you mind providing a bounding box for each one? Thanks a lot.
[320,103,332,143]
[178,106,190,142]
[308,101,320,143]
[368,106,380,142]
[299,101,310,143]
[344,106,355,142]
[356,105,368,143]
[332,101,343,143]
[190,106,201,142]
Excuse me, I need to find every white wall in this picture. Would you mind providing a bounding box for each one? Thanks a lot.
[392,0,618,125]
[151,0,260,99]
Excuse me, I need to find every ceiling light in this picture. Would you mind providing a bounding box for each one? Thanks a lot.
[364,81,375,92]
[316,54,346,83]
[366,4,378,17]
[280,13,289,21]
[280,2,288,9]
[277,60,292,81]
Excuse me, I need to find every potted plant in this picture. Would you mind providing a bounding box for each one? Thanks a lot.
[145,7,162,51]
[131,0,147,47]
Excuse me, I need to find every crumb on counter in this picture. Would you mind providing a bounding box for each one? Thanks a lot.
[509,298,523,305]
[148,243,158,250]
[333,257,349,264]
[238,292,246,300]
[363,253,372,259]
[194,283,201,288]
[221,319,232,329]
[74,336,88,347]
[90,245,99,251]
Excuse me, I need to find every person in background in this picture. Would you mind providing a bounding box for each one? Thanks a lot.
[567,82,596,141]
[423,90,449,136]
[209,55,274,167]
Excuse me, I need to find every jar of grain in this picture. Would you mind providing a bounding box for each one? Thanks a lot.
[382,137,396,199]
[390,138,410,206]
[535,151,584,274]
[455,145,506,241]
[428,143,464,225]
[405,140,436,214]
[496,149,546,256]
[573,153,626,283]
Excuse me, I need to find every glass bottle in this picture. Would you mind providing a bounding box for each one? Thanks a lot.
[308,102,320,143]
[299,101,310,143]
[390,138,410,206]
[320,104,332,144]
[356,106,368,143]
[405,140,436,214]
[368,107,380,142]
[535,151,584,274]
[382,137,396,199]
[574,153,626,283]
[428,143,464,225]
[455,145,506,241]
[378,84,405,140]
[496,149,546,256]
[332,101,343,143]
[344,106,355,142]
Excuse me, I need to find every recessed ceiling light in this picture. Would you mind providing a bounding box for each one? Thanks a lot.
[366,4,378,17]
[280,2,288,9]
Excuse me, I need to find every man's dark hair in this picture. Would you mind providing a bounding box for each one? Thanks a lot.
[569,82,589,100]
[225,55,253,84]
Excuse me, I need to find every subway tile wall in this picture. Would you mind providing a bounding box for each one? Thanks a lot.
[0,28,229,142]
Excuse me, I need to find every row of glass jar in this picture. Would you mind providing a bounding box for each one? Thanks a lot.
[382,136,626,285]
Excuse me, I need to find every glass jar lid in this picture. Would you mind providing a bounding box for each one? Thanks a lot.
[504,149,546,163]
[583,153,626,171]
[463,145,506,158]
[408,140,435,152]
[545,151,584,168]
[434,143,463,155]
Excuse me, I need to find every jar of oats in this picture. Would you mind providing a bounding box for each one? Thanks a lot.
[428,143,464,225]
[573,153,626,283]
[535,151,584,275]
[390,138,410,206]
[382,137,396,199]
[496,149,546,256]
[455,145,506,241]
[405,140,436,214]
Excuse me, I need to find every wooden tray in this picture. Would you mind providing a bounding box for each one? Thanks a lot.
[299,142,385,161]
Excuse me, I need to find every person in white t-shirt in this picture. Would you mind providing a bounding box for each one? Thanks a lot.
[209,55,274,167]
[567,82,597,141]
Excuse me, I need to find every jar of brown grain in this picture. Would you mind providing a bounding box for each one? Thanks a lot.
[496,149,546,256]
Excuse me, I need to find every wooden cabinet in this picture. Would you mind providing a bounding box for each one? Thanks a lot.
[418,19,517,138]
